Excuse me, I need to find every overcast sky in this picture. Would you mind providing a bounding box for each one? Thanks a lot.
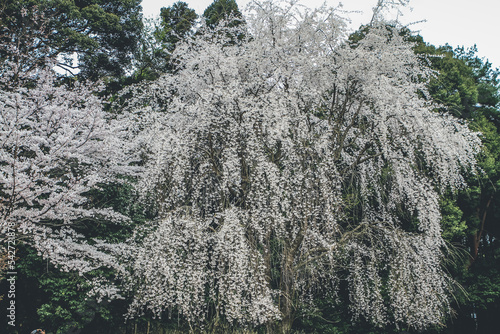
[141,0,500,69]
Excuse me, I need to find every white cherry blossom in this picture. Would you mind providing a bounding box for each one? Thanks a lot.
[118,1,480,330]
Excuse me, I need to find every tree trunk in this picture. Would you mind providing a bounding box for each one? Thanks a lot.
[468,195,492,268]
[279,229,305,333]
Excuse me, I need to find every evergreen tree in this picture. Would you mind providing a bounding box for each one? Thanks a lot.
[411,35,500,334]
[158,1,198,53]
[0,0,143,80]
[203,0,244,28]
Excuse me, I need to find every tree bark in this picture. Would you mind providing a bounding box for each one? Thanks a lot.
[468,195,493,268]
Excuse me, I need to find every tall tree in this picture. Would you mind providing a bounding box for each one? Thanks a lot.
[437,47,500,333]
[116,1,480,332]
[406,33,500,333]
[158,1,197,53]
[137,1,199,77]
[0,0,143,80]
[203,0,244,28]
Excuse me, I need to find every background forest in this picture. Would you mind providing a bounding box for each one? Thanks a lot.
[0,0,499,333]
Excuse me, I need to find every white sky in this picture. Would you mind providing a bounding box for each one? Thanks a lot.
[141,0,500,69]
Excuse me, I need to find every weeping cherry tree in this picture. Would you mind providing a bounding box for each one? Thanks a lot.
[119,0,480,331]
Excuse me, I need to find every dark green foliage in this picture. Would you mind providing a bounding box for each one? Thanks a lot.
[439,197,467,243]
[203,0,244,29]
[140,1,199,77]
[418,42,500,333]
[158,1,197,53]
[0,0,143,81]
[78,180,152,242]
[125,1,199,83]
[199,0,246,48]
[0,245,134,334]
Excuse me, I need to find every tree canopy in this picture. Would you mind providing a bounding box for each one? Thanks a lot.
[203,0,244,28]
[0,0,143,80]
[158,1,198,51]
[1,1,499,333]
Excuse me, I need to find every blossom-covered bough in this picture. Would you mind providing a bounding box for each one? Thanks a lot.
[114,0,482,331]
[0,64,138,294]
